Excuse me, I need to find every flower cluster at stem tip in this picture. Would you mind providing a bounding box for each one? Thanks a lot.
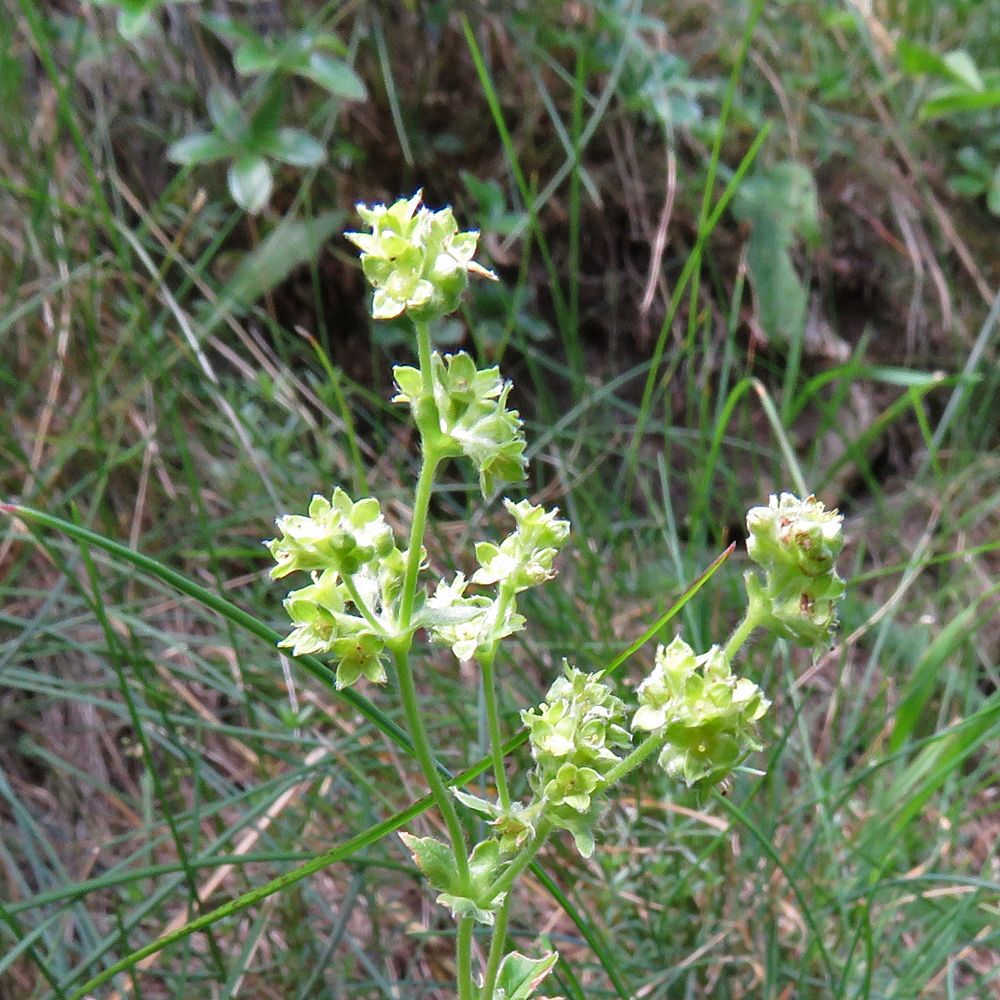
[745,492,846,649]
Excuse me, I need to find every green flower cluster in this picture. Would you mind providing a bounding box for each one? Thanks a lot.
[424,500,568,663]
[521,664,632,857]
[266,489,404,689]
[345,189,495,322]
[394,352,527,497]
[632,637,770,787]
[744,492,845,648]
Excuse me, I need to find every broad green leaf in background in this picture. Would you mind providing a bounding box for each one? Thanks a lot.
[228,156,273,213]
[217,210,345,309]
[733,161,819,348]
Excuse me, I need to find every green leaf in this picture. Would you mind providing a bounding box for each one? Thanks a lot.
[234,38,279,74]
[207,86,246,141]
[398,832,457,893]
[468,838,502,891]
[493,951,559,1000]
[301,51,366,100]
[167,130,233,165]
[452,789,501,818]
[896,39,959,80]
[264,127,325,167]
[942,50,984,91]
[247,82,287,150]
[437,891,504,926]
[733,162,819,347]
[228,156,273,213]
[217,211,343,309]
[920,87,1000,119]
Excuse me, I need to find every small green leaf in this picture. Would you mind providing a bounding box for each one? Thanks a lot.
[265,127,325,167]
[218,211,343,309]
[228,157,273,213]
[493,951,559,1000]
[301,51,367,100]
[468,838,501,890]
[167,131,233,165]
[452,789,501,818]
[437,891,504,926]
[234,39,280,75]
[207,87,246,141]
[896,39,957,79]
[920,87,1000,120]
[942,50,984,91]
[398,832,456,893]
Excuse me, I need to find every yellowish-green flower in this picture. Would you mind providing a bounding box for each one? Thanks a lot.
[345,190,495,321]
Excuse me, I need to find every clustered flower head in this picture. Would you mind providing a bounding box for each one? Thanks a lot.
[265,489,405,689]
[473,499,571,593]
[521,664,632,857]
[394,352,527,497]
[345,189,495,322]
[632,637,770,787]
[744,492,845,648]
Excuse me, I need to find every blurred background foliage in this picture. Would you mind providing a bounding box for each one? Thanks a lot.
[2,0,999,997]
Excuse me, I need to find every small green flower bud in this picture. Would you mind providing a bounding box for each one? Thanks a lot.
[632,638,770,787]
[345,190,496,321]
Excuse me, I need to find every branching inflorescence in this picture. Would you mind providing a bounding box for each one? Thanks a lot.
[266,192,846,1000]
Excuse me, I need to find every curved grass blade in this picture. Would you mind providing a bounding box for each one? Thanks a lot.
[62,541,735,999]
[2,503,418,763]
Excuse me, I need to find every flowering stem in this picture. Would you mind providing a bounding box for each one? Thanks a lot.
[456,914,475,1000]
[597,731,665,791]
[723,602,764,662]
[479,647,510,810]
[392,645,471,888]
[398,449,441,631]
[483,819,551,904]
[415,318,434,395]
[480,893,511,1000]
[340,574,383,634]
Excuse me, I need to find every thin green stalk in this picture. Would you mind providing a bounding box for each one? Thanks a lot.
[456,914,476,1000]
[479,649,510,810]
[597,732,664,792]
[480,894,511,1000]
[392,646,471,889]
[397,449,441,630]
[340,575,382,633]
[415,318,434,394]
[723,603,764,663]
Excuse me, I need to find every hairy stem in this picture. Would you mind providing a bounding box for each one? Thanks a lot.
[479,648,510,810]
[393,646,471,888]
[398,448,440,630]
[457,914,476,1000]
[480,893,511,1000]
[723,602,764,662]
[597,731,665,791]
[415,318,434,394]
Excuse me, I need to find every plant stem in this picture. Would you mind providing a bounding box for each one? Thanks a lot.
[398,448,440,630]
[597,731,665,791]
[483,819,551,904]
[340,574,382,633]
[723,603,763,662]
[393,645,471,888]
[415,318,434,394]
[457,914,476,1000]
[479,647,510,810]
[480,893,511,1000]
